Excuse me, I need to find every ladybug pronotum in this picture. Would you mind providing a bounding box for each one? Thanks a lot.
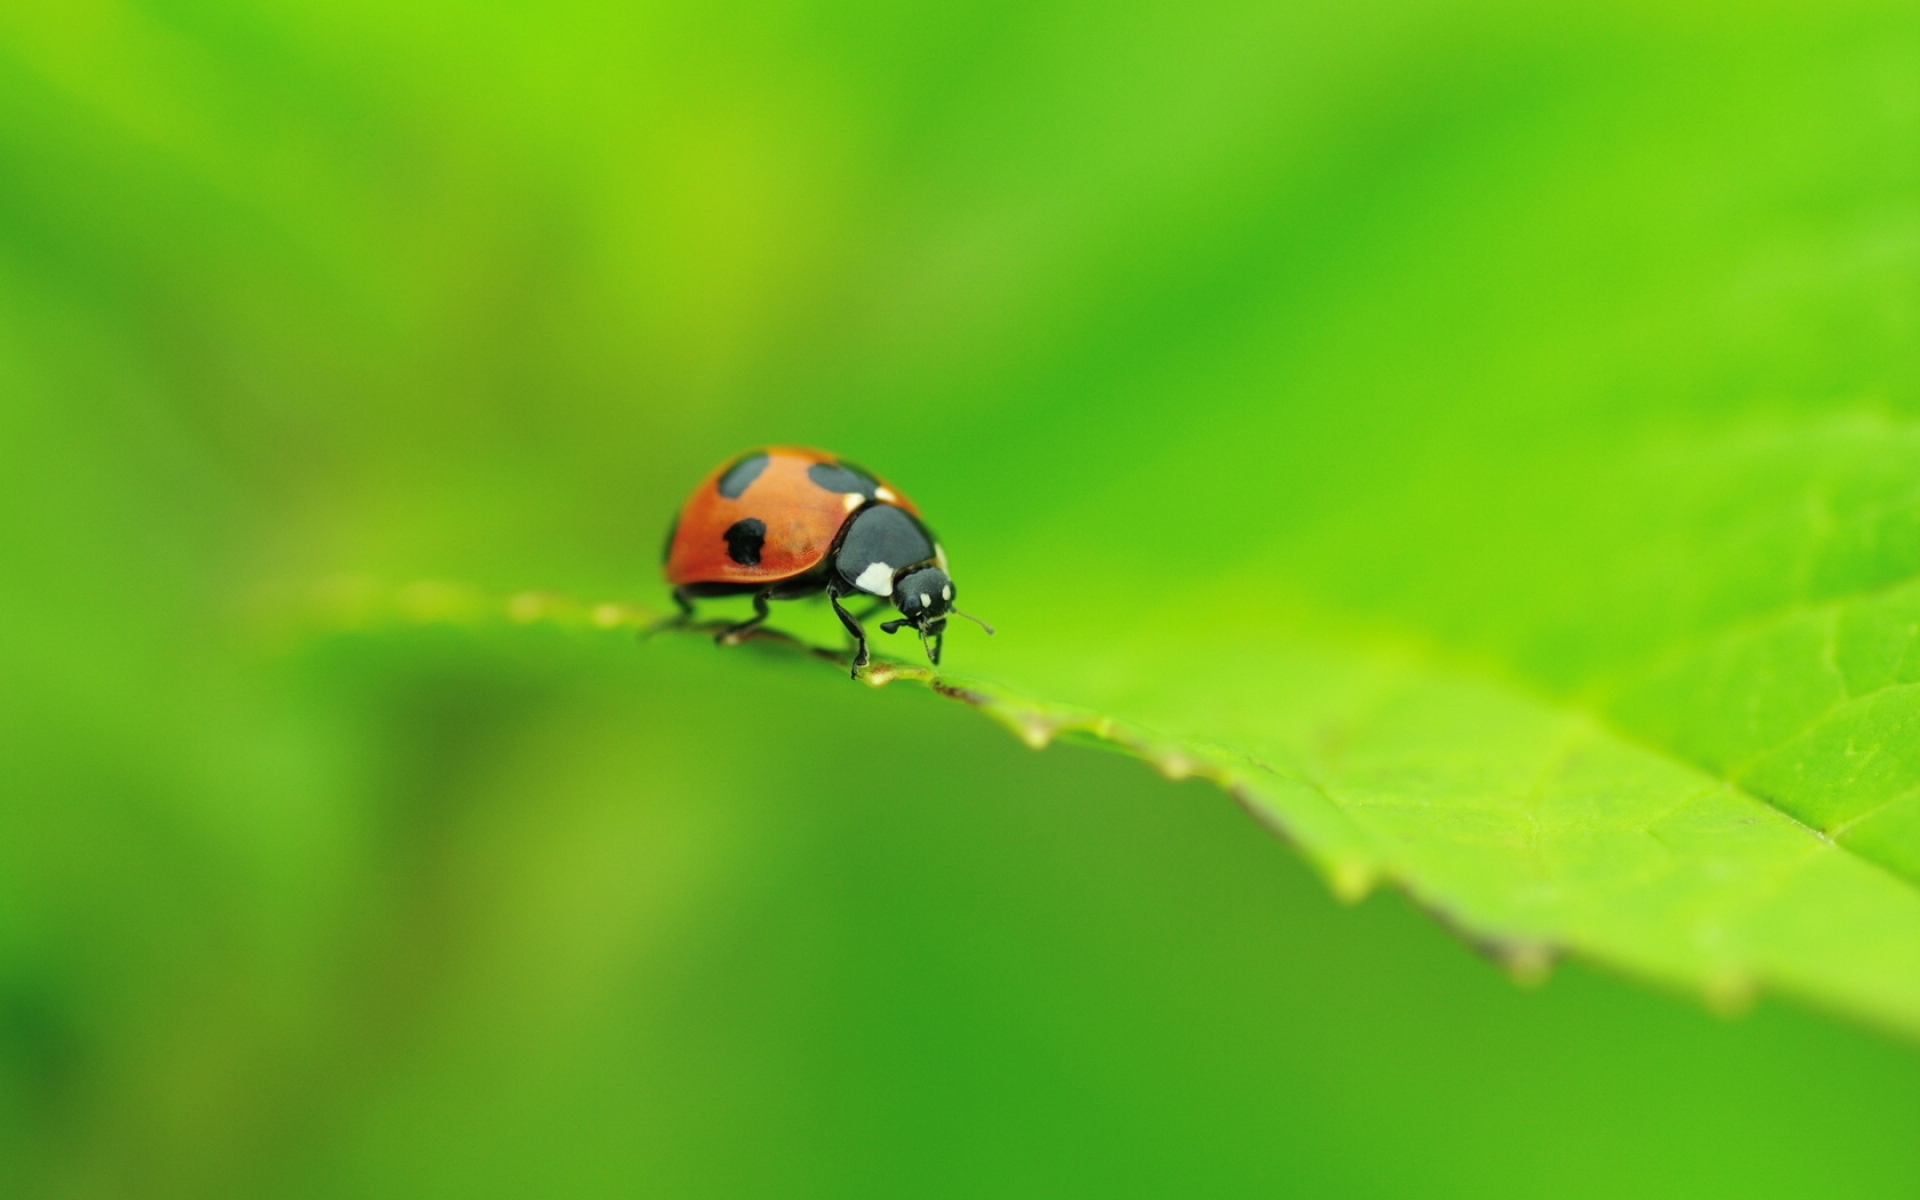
[663,447,990,675]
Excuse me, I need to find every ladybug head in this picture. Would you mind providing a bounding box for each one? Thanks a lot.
[880,566,993,664]
[887,566,954,632]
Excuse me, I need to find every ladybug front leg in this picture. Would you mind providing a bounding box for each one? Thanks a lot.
[716,589,772,646]
[671,588,696,619]
[828,587,869,678]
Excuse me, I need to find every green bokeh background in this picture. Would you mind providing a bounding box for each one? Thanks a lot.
[4,1,1919,1196]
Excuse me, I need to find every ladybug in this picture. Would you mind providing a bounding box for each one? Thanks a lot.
[663,447,991,675]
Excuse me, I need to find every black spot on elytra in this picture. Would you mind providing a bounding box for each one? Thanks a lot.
[807,461,878,499]
[724,518,767,566]
[717,453,770,499]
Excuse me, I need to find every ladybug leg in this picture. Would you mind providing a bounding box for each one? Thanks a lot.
[716,589,772,646]
[645,587,697,638]
[828,588,869,677]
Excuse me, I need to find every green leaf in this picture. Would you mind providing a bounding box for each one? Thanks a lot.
[974,607,1920,1038]
[999,427,1920,1043]
[316,528,1920,1043]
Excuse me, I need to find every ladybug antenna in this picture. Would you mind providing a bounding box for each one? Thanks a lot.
[950,606,995,635]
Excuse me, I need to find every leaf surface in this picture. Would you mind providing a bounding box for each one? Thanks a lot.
[318,543,1920,1042]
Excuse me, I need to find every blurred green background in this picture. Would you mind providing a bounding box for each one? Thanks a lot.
[4,0,1919,1196]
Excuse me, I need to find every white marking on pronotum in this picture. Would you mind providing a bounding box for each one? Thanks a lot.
[841,492,863,512]
[941,584,952,601]
[919,593,932,608]
[875,486,897,503]
[855,562,894,595]
[935,543,948,570]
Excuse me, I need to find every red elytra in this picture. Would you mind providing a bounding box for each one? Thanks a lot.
[664,446,919,589]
